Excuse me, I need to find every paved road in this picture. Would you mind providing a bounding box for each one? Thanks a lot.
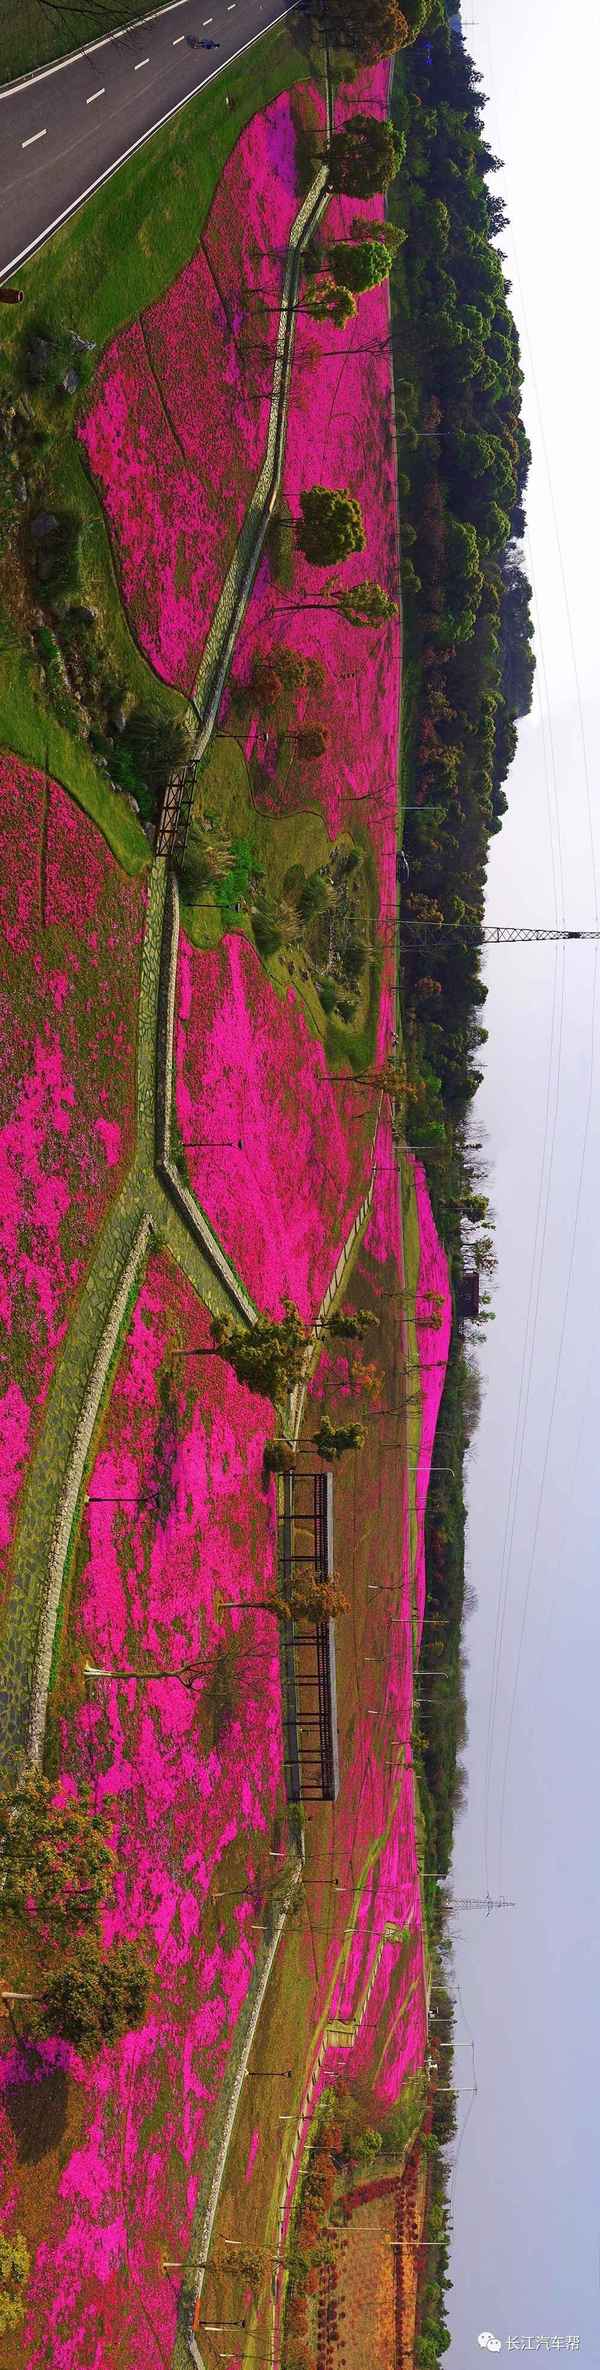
[0,0,295,283]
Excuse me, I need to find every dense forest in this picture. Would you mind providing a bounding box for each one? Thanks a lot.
[387,8,535,1127]
[386,18,534,2353]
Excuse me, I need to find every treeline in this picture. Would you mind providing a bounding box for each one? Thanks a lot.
[387,10,534,1121]
[414,1327,468,1880]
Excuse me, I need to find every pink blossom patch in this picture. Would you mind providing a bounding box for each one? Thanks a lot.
[78,92,309,691]
[175,931,374,1320]
[0,750,144,1592]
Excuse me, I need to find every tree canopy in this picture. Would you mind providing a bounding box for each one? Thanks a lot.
[325,114,404,198]
[297,485,366,567]
[0,1772,114,1937]
[328,236,392,293]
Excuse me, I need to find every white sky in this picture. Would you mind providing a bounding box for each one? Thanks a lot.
[442,2,600,2359]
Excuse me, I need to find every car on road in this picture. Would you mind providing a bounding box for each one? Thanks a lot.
[396,849,410,885]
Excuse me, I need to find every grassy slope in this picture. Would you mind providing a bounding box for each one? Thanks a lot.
[0,19,311,859]
[181,730,380,1059]
[0,0,238,86]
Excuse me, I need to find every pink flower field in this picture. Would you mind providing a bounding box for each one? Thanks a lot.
[175,929,375,1319]
[1,1253,287,2369]
[222,62,400,1063]
[78,91,315,691]
[272,1121,449,2348]
[0,752,144,1605]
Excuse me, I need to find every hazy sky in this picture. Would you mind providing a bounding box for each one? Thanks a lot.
[444,2,600,2360]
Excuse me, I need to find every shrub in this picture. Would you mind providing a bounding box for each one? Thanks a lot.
[122,706,190,801]
[319,977,337,1015]
[252,907,283,959]
[298,871,331,923]
[0,2234,30,2339]
[293,726,329,760]
[30,509,80,591]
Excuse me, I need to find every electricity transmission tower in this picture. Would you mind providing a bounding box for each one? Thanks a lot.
[393,923,600,950]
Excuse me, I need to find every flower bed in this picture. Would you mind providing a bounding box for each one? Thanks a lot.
[3,1254,287,2369]
[0,752,144,1607]
[175,929,374,1320]
[78,92,311,693]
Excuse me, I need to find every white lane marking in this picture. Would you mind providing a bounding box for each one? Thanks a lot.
[203,15,213,21]
[22,127,46,147]
[1,7,298,281]
[134,56,150,70]
[86,87,105,104]
[173,30,185,38]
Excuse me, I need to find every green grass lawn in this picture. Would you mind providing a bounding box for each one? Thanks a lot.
[0,17,314,857]
[180,728,383,1064]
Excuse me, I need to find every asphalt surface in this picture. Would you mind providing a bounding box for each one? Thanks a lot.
[0,0,295,283]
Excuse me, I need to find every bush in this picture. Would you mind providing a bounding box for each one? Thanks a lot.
[342,935,366,987]
[30,509,80,591]
[298,871,330,923]
[253,907,283,959]
[122,706,190,799]
[319,977,337,1015]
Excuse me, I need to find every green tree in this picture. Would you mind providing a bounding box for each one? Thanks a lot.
[348,215,406,256]
[324,115,404,199]
[287,1573,350,1620]
[0,1772,114,1936]
[313,1417,366,1460]
[39,1939,148,2053]
[297,486,366,567]
[328,237,392,293]
[338,577,399,627]
[211,1302,310,1405]
[327,1308,374,1341]
[304,277,357,327]
[326,0,410,62]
